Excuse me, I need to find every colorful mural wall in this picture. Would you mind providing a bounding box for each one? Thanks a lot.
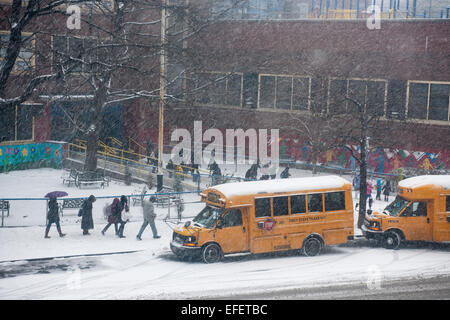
[279,137,450,174]
[0,142,64,172]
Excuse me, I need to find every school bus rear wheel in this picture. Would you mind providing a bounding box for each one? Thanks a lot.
[202,243,223,263]
[302,237,323,257]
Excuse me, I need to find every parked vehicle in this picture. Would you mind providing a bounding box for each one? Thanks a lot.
[362,175,450,249]
[170,176,354,263]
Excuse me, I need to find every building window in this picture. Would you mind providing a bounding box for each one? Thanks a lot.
[258,74,311,110]
[407,81,450,122]
[52,35,98,73]
[328,78,387,116]
[0,32,34,72]
[0,104,38,143]
[193,72,243,107]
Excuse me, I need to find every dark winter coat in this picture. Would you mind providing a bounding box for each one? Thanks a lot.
[114,196,129,223]
[47,198,60,223]
[108,198,120,224]
[81,195,95,230]
[382,181,392,195]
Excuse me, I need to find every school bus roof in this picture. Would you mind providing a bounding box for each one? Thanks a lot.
[399,175,450,190]
[203,175,351,207]
[398,175,450,198]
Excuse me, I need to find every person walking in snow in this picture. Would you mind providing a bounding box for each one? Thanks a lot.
[102,198,120,236]
[382,179,392,202]
[117,195,130,238]
[79,195,96,235]
[44,197,66,238]
[376,178,383,201]
[136,196,160,240]
[366,182,373,209]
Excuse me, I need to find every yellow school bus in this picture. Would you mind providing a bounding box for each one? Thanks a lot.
[170,175,354,263]
[362,175,450,249]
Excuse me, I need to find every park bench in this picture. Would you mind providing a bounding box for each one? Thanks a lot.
[0,200,10,217]
[131,186,147,206]
[60,198,85,216]
[155,187,179,208]
[76,171,109,188]
[62,169,78,187]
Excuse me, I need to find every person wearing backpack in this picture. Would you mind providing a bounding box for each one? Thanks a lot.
[101,198,120,236]
[79,195,96,235]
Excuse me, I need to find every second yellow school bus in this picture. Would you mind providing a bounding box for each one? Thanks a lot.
[170,175,354,263]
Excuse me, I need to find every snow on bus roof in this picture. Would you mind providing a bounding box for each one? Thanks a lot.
[211,175,350,197]
[399,175,450,190]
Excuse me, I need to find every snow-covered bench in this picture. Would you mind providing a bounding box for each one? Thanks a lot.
[155,188,179,208]
[76,171,108,188]
[62,169,78,187]
[60,198,85,216]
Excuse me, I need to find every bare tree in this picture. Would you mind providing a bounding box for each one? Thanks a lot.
[0,0,85,108]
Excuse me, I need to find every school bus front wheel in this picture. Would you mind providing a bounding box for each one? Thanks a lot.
[383,230,403,250]
[202,242,223,263]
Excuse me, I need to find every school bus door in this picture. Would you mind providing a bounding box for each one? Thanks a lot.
[213,208,250,254]
[399,201,433,241]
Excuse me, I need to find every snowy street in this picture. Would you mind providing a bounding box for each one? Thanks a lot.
[0,169,449,300]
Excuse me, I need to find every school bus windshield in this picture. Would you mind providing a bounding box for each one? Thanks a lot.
[383,195,410,217]
[192,205,224,228]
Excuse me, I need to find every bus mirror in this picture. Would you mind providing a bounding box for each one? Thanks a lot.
[184,221,191,228]
[216,220,223,229]
[367,209,372,215]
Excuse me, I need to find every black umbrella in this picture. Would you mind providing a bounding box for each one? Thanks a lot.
[45,191,68,198]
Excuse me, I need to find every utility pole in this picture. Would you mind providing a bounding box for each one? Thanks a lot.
[157,0,167,192]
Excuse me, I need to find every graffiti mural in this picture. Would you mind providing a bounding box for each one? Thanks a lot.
[280,137,449,174]
[0,142,64,172]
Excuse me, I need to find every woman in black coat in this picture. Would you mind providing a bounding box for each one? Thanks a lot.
[45,197,66,238]
[117,195,129,238]
[80,195,96,235]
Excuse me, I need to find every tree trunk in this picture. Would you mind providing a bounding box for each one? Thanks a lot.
[84,129,99,171]
[357,123,368,229]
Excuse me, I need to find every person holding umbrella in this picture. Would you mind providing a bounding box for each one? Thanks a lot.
[79,195,96,235]
[44,193,67,238]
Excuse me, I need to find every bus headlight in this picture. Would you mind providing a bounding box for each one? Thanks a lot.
[184,236,197,246]
[369,221,381,231]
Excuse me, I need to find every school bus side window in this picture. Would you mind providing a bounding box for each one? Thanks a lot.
[446,196,450,212]
[401,201,427,217]
[308,194,323,213]
[324,192,346,211]
[255,198,271,218]
[291,195,306,214]
[222,209,242,227]
[273,196,289,216]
